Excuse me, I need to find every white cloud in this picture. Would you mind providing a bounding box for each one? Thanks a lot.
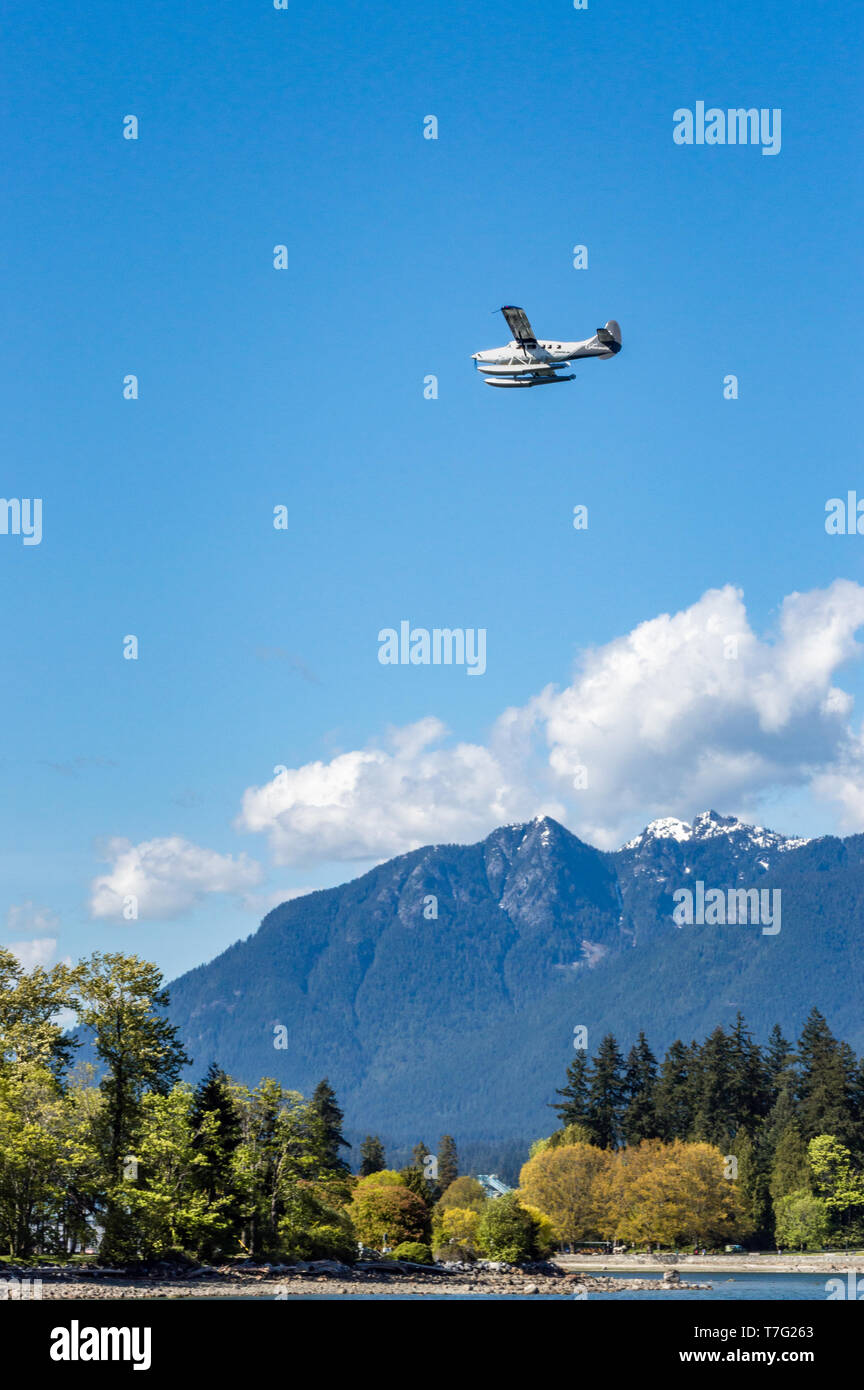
[236,715,560,864]
[5,901,60,936]
[90,835,263,921]
[5,937,59,971]
[237,581,864,861]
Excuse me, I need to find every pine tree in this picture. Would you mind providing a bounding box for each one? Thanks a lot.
[728,1014,770,1135]
[797,1010,857,1145]
[654,1040,696,1141]
[765,1024,795,1093]
[411,1140,431,1172]
[770,1124,812,1202]
[552,1052,593,1133]
[622,1032,659,1145]
[437,1135,458,1191]
[587,1034,626,1149]
[692,1027,737,1149]
[310,1078,350,1173]
[358,1135,386,1177]
[190,1063,241,1205]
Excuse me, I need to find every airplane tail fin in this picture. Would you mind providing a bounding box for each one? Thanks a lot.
[595,319,622,355]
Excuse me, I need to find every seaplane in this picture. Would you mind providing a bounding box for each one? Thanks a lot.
[472,306,622,388]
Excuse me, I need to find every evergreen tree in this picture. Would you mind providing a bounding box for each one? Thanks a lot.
[765,1024,796,1093]
[622,1031,659,1145]
[359,1135,386,1177]
[437,1135,458,1191]
[730,1129,770,1244]
[400,1164,435,1205]
[552,1051,593,1134]
[310,1078,350,1173]
[189,1063,242,1253]
[797,1010,857,1146]
[728,1014,770,1135]
[770,1124,812,1203]
[587,1034,626,1149]
[692,1027,737,1149]
[412,1140,431,1172]
[654,1040,696,1141]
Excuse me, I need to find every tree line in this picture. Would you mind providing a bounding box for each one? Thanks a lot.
[0,947,463,1262]
[548,1009,864,1247]
[3,941,861,1259]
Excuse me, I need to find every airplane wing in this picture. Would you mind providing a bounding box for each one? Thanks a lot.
[500,305,538,348]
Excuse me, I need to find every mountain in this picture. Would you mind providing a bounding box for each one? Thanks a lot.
[166,812,864,1156]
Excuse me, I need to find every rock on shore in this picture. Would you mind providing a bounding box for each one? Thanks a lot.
[2,1259,711,1300]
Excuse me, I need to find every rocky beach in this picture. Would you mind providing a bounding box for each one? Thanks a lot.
[3,1258,713,1300]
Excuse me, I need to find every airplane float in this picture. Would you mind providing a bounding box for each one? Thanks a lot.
[472,306,622,388]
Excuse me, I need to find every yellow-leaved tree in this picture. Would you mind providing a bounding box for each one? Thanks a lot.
[518,1143,614,1245]
[608,1139,746,1246]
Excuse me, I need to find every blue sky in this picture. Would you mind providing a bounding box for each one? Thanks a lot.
[2,0,863,980]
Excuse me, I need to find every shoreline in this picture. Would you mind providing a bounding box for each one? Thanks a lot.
[2,1262,710,1301]
[558,1253,864,1275]
[4,1252,857,1299]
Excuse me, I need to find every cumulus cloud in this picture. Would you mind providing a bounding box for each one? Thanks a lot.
[5,937,59,971]
[237,715,562,863]
[236,581,864,861]
[90,836,263,921]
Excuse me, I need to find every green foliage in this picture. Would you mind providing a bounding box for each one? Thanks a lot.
[72,954,189,1191]
[278,1189,356,1264]
[0,948,77,1077]
[109,1085,234,1260]
[358,1136,386,1177]
[548,1122,596,1150]
[476,1193,538,1263]
[773,1191,830,1251]
[392,1241,433,1264]
[400,1164,436,1205]
[355,1169,406,1189]
[432,1204,481,1259]
[770,1125,811,1202]
[437,1176,486,1212]
[437,1135,458,1192]
[348,1183,429,1249]
[310,1079,351,1174]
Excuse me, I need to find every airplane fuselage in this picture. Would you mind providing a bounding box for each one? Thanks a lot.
[473,335,618,369]
[473,309,621,387]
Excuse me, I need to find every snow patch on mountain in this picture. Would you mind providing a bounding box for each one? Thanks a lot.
[623,809,810,853]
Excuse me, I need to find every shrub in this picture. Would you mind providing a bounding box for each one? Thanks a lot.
[392,1241,434,1264]
[432,1204,480,1257]
[774,1191,830,1251]
[348,1184,430,1248]
[520,1203,557,1258]
[437,1176,486,1212]
[476,1193,537,1263]
[355,1169,407,1190]
[279,1190,356,1264]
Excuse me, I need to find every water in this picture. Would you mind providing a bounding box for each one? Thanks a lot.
[234,1272,836,1301]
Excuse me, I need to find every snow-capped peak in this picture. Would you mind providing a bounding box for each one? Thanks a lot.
[623,810,809,853]
[624,816,692,848]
